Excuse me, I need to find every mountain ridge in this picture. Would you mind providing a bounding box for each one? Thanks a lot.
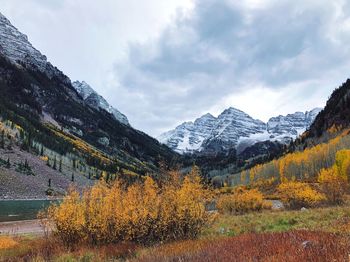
[158,107,322,155]
[72,81,129,126]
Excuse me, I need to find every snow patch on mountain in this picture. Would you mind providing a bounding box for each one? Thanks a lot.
[72,81,129,126]
[158,113,216,153]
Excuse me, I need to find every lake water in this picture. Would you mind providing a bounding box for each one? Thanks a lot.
[0,200,60,222]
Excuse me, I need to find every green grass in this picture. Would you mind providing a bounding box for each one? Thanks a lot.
[203,204,350,238]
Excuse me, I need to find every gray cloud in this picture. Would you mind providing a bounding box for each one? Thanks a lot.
[2,0,350,137]
[112,0,350,136]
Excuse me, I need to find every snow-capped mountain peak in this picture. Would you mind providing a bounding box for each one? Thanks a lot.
[158,107,322,154]
[72,81,129,126]
[0,12,69,82]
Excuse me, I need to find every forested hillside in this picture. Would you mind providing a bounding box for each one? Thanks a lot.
[0,53,180,198]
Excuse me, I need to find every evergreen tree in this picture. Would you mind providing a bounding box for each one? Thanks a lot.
[59,159,62,172]
[53,156,57,170]
[19,129,24,140]
[48,178,51,188]
[0,130,4,149]
[6,158,10,168]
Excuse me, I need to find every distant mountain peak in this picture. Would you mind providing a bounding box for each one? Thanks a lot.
[220,107,247,116]
[201,113,216,118]
[158,107,322,154]
[72,81,129,126]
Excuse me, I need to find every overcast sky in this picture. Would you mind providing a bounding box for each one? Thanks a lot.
[1,0,350,137]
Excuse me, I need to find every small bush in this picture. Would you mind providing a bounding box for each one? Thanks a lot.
[47,167,214,246]
[318,166,348,204]
[277,181,325,209]
[216,187,266,214]
[0,236,18,249]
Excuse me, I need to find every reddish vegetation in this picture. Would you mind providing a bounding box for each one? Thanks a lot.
[1,236,138,262]
[135,231,350,262]
[2,230,349,261]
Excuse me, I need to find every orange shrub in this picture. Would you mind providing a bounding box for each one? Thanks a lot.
[277,181,325,209]
[318,166,348,204]
[47,167,214,246]
[0,236,17,249]
[48,188,86,245]
[216,187,266,214]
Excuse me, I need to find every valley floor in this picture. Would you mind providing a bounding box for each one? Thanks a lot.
[1,203,350,261]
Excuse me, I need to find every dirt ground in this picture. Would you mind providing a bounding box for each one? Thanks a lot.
[0,219,46,235]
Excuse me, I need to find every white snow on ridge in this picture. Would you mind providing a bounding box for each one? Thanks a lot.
[0,12,68,81]
[158,107,322,154]
[72,81,130,126]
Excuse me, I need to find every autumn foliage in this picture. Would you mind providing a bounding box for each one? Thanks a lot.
[216,187,267,214]
[318,158,349,205]
[135,231,350,262]
[0,236,18,250]
[47,167,214,246]
[235,133,350,186]
[277,181,325,209]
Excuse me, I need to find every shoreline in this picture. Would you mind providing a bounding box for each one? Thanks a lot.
[0,219,46,235]
[0,198,63,201]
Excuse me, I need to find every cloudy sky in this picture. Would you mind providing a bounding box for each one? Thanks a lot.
[1,0,350,137]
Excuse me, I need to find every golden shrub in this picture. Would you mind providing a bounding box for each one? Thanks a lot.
[0,236,18,249]
[216,187,265,214]
[47,167,214,246]
[277,181,325,209]
[318,166,348,204]
[47,188,86,245]
[40,156,49,162]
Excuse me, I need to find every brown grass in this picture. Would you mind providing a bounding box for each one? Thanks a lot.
[0,236,138,261]
[135,231,350,262]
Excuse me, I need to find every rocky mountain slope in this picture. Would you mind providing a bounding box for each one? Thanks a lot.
[158,107,322,155]
[72,81,129,125]
[307,79,350,139]
[0,12,71,84]
[0,11,178,184]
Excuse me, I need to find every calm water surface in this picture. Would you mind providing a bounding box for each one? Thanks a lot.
[0,200,60,222]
